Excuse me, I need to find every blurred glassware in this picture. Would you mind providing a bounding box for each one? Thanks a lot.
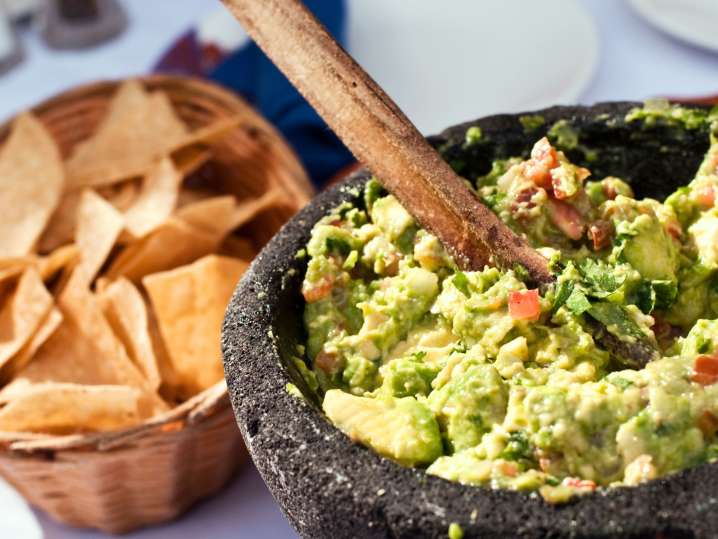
[41,0,127,50]
[630,0,718,53]
[1,0,40,22]
[0,0,22,76]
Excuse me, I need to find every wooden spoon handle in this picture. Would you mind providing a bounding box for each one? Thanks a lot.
[221,0,552,283]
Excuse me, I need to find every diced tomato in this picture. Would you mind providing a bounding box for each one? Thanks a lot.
[524,137,558,189]
[329,218,344,227]
[562,477,596,490]
[651,315,676,342]
[500,461,518,477]
[302,277,334,303]
[665,219,682,240]
[547,198,585,241]
[603,182,617,201]
[697,410,718,439]
[511,187,541,216]
[692,354,718,386]
[587,220,613,250]
[508,289,541,322]
[314,350,339,374]
[695,186,716,209]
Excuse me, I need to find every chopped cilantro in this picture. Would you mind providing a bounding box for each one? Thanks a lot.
[566,288,591,315]
[500,430,533,462]
[577,259,624,298]
[587,302,644,339]
[325,236,351,256]
[453,271,471,297]
[552,280,574,313]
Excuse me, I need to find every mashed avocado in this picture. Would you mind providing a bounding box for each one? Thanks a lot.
[299,104,718,503]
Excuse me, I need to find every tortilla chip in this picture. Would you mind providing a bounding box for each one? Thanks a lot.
[218,235,256,260]
[176,190,282,238]
[37,244,80,282]
[105,218,221,283]
[175,195,237,234]
[146,297,179,403]
[176,187,219,209]
[99,278,160,389]
[1,307,62,382]
[75,190,125,284]
[229,190,284,230]
[124,157,181,238]
[0,114,64,257]
[0,269,149,402]
[172,146,211,177]
[0,383,149,434]
[36,191,81,254]
[171,116,241,150]
[65,80,189,189]
[97,178,141,212]
[0,268,53,370]
[143,255,248,398]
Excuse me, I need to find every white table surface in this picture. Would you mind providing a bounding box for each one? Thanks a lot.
[2,0,718,538]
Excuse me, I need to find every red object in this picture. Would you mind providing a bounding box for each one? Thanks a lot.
[698,410,718,438]
[511,186,540,215]
[562,477,596,490]
[547,198,585,240]
[588,220,612,250]
[603,182,618,200]
[696,186,716,208]
[314,350,339,374]
[525,137,558,189]
[508,289,541,321]
[302,277,334,303]
[665,219,683,240]
[692,354,718,386]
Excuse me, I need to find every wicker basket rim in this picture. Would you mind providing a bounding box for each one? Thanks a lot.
[0,74,311,454]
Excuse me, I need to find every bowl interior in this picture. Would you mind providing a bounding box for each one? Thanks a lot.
[223,102,717,539]
[284,102,711,404]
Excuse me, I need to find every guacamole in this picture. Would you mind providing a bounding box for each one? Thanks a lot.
[298,103,718,503]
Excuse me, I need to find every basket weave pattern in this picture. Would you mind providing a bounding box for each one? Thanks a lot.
[0,75,312,534]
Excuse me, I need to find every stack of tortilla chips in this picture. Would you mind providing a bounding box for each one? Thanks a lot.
[0,80,278,434]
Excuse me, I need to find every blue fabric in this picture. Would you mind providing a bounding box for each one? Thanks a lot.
[210,0,354,188]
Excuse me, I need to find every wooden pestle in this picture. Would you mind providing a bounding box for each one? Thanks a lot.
[220,0,553,284]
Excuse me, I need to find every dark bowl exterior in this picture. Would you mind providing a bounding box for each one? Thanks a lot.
[222,103,717,539]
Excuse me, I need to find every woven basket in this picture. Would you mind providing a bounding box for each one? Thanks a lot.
[0,75,313,534]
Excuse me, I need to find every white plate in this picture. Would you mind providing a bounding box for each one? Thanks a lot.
[630,0,718,53]
[0,477,42,539]
[346,0,599,134]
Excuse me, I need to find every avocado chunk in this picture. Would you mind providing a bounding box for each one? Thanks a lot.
[428,362,508,452]
[379,355,439,398]
[370,194,415,241]
[322,390,442,466]
[617,214,678,281]
[680,319,718,357]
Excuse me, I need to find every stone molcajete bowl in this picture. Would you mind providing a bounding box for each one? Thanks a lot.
[222,102,716,539]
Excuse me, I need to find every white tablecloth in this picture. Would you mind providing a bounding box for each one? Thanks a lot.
[3,0,718,537]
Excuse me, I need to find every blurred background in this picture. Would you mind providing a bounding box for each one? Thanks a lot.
[1,0,718,537]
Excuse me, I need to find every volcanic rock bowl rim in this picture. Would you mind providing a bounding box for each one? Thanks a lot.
[222,102,717,539]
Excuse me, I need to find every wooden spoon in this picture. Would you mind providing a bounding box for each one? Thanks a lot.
[220,0,657,366]
[220,0,552,284]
